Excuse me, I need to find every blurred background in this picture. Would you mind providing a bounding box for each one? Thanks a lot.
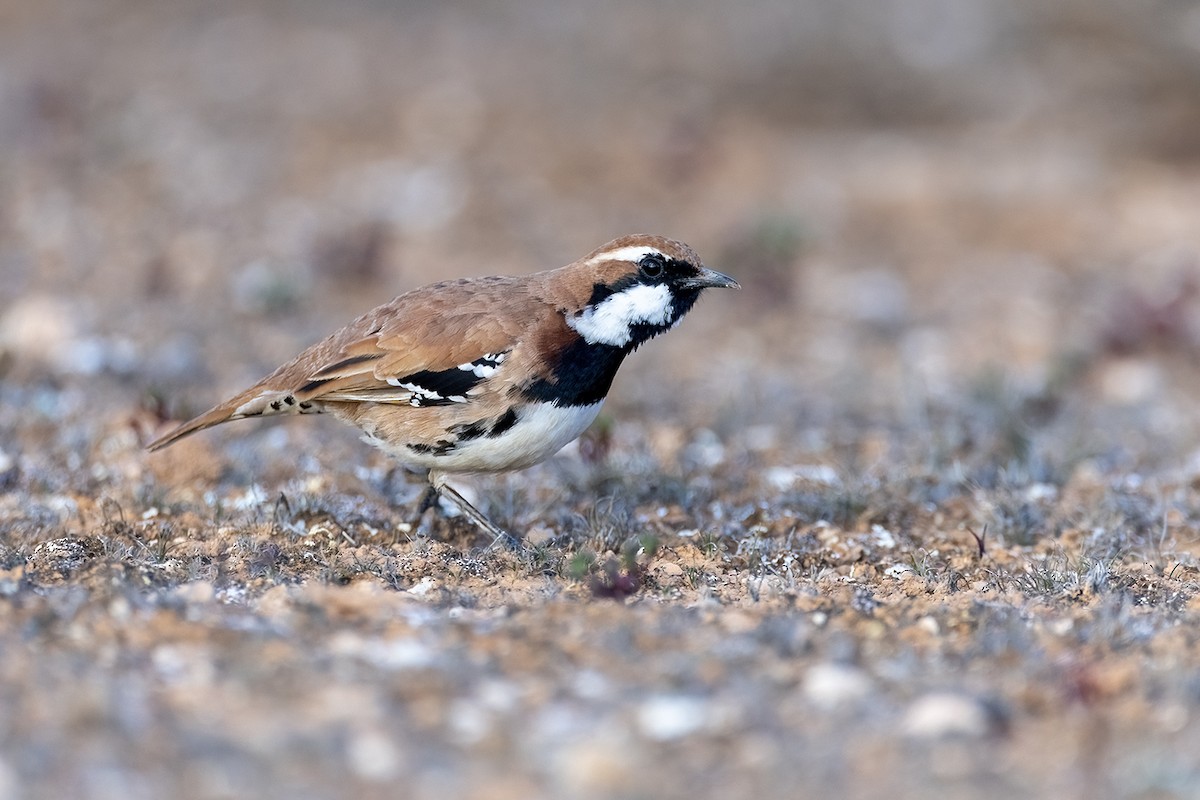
[3,0,1200,473]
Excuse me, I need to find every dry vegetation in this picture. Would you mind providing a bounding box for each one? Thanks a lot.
[5,1,1200,798]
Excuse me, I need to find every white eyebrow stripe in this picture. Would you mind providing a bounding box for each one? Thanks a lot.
[585,245,663,265]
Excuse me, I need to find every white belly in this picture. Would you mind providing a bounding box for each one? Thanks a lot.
[371,401,603,473]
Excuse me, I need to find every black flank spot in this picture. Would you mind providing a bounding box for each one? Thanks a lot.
[408,440,456,456]
[299,401,313,411]
[489,408,519,437]
[270,400,282,411]
[450,419,490,441]
[283,395,296,405]
[450,408,520,442]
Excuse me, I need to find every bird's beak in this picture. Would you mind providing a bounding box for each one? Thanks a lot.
[686,267,740,290]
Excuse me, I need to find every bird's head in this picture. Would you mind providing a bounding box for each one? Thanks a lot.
[554,234,738,351]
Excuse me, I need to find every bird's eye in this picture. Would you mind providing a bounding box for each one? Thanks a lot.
[638,253,666,279]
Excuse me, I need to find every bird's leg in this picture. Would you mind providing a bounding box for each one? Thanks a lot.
[428,471,523,551]
[416,483,441,515]
[389,478,439,544]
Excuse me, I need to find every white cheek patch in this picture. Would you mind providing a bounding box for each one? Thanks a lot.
[567,283,675,346]
[585,245,663,265]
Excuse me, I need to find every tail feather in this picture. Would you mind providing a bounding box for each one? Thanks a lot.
[146,388,320,451]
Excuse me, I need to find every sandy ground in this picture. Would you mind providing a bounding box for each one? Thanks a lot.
[5,1,1200,798]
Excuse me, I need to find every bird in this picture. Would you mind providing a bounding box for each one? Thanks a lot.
[147,234,739,543]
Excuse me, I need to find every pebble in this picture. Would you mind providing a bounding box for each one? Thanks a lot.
[636,695,709,741]
[764,464,840,491]
[0,450,14,487]
[1046,617,1074,636]
[407,576,439,596]
[525,527,555,547]
[869,524,896,548]
[902,692,1005,739]
[553,727,639,795]
[655,560,684,576]
[571,670,613,701]
[0,294,78,365]
[151,644,215,687]
[684,429,725,468]
[1098,357,1160,406]
[347,729,402,781]
[446,699,493,745]
[802,662,873,710]
[173,581,215,605]
[362,638,437,671]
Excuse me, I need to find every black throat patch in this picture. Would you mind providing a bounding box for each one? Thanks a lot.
[521,337,627,407]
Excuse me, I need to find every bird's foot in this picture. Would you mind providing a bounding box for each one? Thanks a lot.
[428,473,524,552]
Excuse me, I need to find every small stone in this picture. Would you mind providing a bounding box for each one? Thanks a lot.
[347,729,402,781]
[902,692,1006,739]
[26,536,101,579]
[407,576,438,596]
[571,670,612,701]
[151,644,215,687]
[0,294,79,366]
[652,560,685,585]
[636,695,709,741]
[868,524,896,548]
[1024,483,1058,502]
[173,581,215,605]
[232,484,269,511]
[764,464,840,491]
[255,584,294,620]
[447,699,492,745]
[802,662,873,710]
[553,728,639,795]
[1046,617,1073,636]
[1098,357,1160,406]
[684,429,725,468]
[525,527,555,547]
[0,567,23,597]
[0,450,15,488]
[361,637,436,671]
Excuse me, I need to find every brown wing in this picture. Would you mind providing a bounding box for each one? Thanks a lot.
[147,275,542,450]
[294,277,533,404]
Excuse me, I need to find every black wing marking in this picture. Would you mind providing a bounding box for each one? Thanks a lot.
[386,350,511,408]
[388,368,481,407]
